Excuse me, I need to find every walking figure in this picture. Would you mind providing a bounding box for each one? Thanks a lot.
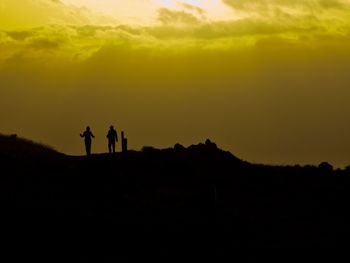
[107,125,118,153]
[80,126,95,156]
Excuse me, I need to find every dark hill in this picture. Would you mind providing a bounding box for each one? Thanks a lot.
[0,134,63,160]
[1,136,350,256]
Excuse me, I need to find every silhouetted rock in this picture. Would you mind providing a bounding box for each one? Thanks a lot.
[318,162,333,173]
[142,146,160,152]
[205,139,217,149]
[345,165,350,174]
[174,143,185,151]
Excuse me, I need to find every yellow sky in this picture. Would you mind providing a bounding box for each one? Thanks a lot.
[1,0,350,166]
[60,0,235,24]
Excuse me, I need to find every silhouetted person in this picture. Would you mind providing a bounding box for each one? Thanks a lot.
[80,126,95,156]
[107,125,118,153]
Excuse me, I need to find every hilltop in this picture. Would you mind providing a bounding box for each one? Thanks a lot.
[0,134,63,160]
[1,134,350,254]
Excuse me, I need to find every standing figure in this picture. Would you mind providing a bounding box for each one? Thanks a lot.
[80,126,95,156]
[107,125,118,153]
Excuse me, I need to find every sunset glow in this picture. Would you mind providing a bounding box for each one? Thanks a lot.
[1,0,350,166]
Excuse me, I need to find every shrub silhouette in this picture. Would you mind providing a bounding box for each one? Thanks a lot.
[318,161,333,173]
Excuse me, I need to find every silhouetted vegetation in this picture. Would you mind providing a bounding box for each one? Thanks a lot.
[1,134,350,255]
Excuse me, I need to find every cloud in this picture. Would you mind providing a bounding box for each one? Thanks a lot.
[221,0,350,35]
[181,3,206,15]
[0,0,350,67]
[0,16,349,67]
[222,0,349,12]
[5,31,34,41]
[1,0,350,45]
[0,0,117,30]
[157,8,203,26]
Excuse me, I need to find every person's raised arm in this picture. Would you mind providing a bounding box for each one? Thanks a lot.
[80,133,84,138]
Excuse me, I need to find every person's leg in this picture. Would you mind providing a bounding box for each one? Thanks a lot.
[108,142,112,153]
[86,141,91,155]
[85,142,88,155]
[112,142,115,153]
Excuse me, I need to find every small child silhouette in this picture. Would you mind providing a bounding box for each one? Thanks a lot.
[80,126,95,156]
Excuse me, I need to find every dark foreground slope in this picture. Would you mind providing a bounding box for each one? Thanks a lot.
[1,134,350,254]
